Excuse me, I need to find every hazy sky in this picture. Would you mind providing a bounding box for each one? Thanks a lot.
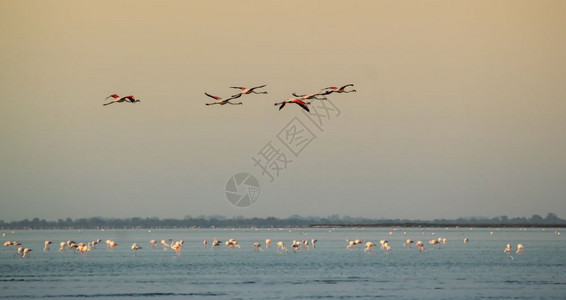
[1,0,565,222]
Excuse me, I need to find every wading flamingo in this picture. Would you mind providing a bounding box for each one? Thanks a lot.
[131,243,142,255]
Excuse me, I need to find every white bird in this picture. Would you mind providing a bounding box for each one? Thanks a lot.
[22,248,32,258]
[321,84,356,94]
[230,84,267,96]
[131,243,142,255]
[504,244,512,253]
[44,241,51,251]
[103,94,140,106]
[416,241,424,252]
[364,241,376,252]
[204,92,243,106]
[274,98,310,112]
[516,244,524,254]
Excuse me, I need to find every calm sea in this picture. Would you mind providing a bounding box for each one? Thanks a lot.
[0,227,564,299]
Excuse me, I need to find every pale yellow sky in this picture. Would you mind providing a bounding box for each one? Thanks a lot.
[1,0,565,221]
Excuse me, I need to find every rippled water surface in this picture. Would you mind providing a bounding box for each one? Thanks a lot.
[1,228,565,299]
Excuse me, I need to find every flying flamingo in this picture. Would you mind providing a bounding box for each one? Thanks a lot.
[274,98,310,112]
[204,92,243,106]
[292,90,332,101]
[321,84,356,94]
[103,94,140,106]
[230,84,267,96]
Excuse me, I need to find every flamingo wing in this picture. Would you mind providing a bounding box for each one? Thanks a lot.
[228,93,243,100]
[294,100,310,112]
[339,84,354,90]
[278,102,286,110]
[250,84,267,90]
[205,93,222,100]
[123,96,136,102]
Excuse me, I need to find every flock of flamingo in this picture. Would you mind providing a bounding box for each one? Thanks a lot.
[1,229,542,259]
[103,84,357,112]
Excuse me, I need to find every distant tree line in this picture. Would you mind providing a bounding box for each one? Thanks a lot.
[0,213,564,230]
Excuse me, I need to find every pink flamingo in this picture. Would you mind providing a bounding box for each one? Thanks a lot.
[274,98,310,112]
[204,92,243,106]
[321,84,356,94]
[103,94,140,106]
[229,84,267,96]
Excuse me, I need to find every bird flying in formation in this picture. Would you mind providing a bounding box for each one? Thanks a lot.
[274,98,310,112]
[230,84,268,96]
[204,93,243,106]
[103,94,140,106]
[292,90,332,101]
[321,84,356,94]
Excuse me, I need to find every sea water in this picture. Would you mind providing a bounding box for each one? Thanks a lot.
[0,227,565,299]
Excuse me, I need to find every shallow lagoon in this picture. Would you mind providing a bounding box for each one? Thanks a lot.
[1,227,565,299]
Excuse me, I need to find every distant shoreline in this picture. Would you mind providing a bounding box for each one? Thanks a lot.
[2,214,564,230]
[309,223,566,228]
[2,224,565,230]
